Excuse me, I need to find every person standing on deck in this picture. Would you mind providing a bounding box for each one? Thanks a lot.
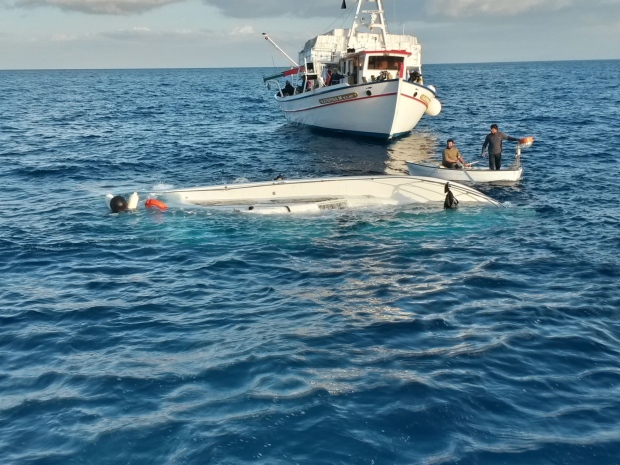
[325,69,332,86]
[481,124,519,170]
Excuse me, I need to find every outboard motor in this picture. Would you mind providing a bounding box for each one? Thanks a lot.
[444,183,459,210]
[109,195,128,213]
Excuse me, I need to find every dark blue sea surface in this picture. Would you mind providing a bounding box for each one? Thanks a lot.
[1,61,620,464]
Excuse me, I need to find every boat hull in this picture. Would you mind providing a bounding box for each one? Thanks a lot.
[406,161,523,183]
[276,80,436,139]
[161,176,501,211]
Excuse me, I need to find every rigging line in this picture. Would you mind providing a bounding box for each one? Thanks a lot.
[321,6,351,35]
[264,39,278,72]
[268,35,302,63]
[338,5,355,30]
[270,49,277,72]
[264,34,299,69]
[273,36,299,50]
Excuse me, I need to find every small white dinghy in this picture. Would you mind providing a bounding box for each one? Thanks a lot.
[159,175,501,214]
[406,137,533,184]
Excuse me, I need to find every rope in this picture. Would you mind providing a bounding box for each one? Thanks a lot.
[270,48,277,72]
[321,3,355,34]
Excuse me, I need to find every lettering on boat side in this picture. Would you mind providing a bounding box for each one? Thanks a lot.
[419,95,430,105]
[319,92,358,104]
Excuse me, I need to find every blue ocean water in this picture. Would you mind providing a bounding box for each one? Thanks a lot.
[1,61,619,464]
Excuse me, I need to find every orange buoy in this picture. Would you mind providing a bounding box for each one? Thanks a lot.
[145,198,168,210]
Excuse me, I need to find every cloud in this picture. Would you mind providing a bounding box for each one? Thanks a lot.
[2,0,618,24]
[230,25,255,36]
[101,26,153,39]
[200,0,346,19]
[197,0,581,20]
[1,0,377,18]
[97,25,251,44]
[423,0,572,18]
[51,33,81,41]
[101,27,215,41]
[8,0,182,14]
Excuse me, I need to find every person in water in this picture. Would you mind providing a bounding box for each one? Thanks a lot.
[442,139,468,169]
[481,124,519,170]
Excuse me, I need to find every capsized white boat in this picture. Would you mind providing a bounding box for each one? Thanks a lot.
[159,176,501,214]
[406,138,534,183]
[262,0,441,139]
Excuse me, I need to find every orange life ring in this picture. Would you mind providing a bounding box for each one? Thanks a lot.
[145,198,168,210]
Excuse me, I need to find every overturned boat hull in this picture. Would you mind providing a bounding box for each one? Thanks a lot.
[160,176,501,213]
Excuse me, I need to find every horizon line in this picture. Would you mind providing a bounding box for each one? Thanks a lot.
[1,58,618,72]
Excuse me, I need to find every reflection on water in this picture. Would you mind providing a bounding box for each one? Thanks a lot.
[271,125,392,176]
[386,132,439,175]
[269,124,447,178]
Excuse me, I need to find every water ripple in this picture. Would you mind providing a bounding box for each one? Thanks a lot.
[1,63,619,464]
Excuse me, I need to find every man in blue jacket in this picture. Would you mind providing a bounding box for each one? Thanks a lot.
[481,124,519,170]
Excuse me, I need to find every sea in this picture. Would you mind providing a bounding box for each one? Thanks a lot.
[1,60,619,465]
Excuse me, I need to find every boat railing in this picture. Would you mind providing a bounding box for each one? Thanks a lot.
[514,137,534,169]
[515,143,522,169]
[270,80,285,99]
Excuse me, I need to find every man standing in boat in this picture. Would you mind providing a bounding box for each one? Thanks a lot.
[442,139,468,169]
[481,124,519,170]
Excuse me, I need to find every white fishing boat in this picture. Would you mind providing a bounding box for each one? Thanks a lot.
[262,0,441,140]
[406,162,524,183]
[406,138,534,183]
[159,176,501,214]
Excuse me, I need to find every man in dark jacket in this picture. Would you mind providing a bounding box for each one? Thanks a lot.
[281,80,295,97]
[481,124,519,170]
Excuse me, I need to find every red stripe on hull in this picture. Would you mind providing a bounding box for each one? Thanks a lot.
[281,92,398,113]
[401,93,429,108]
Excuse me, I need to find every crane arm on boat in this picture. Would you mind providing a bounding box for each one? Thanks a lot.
[262,33,299,68]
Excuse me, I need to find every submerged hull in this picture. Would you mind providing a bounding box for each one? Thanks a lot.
[161,176,501,213]
[276,80,435,139]
[406,161,523,183]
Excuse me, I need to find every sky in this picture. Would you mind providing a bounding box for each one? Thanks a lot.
[0,0,619,69]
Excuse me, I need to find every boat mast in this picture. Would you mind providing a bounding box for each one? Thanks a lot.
[347,0,389,49]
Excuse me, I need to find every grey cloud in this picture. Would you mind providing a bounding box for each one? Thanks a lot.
[2,0,418,18]
[9,0,182,14]
[200,0,361,19]
[98,26,253,44]
[101,27,214,40]
[424,0,572,18]
[201,0,603,23]
[1,0,615,21]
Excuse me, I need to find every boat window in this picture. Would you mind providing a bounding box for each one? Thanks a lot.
[368,56,404,70]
